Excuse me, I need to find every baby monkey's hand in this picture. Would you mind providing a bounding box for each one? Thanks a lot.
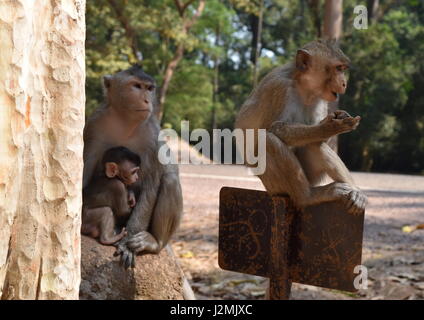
[128,191,136,208]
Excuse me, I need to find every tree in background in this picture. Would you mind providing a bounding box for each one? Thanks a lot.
[86,0,206,122]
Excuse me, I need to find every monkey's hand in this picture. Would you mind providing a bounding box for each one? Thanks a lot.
[114,237,136,269]
[128,192,136,208]
[320,114,361,136]
[114,231,160,269]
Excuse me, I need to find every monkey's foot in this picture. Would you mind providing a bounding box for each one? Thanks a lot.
[99,228,127,246]
[345,189,367,216]
[317,182,367,216]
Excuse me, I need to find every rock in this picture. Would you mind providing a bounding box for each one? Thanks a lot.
[80,236,185,300]
[380,282,415,300]
[414,282,424,290]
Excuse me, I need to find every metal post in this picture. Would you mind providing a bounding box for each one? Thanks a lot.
[268,196,294,300]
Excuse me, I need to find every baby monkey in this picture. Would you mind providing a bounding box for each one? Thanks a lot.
[82,146,141,245]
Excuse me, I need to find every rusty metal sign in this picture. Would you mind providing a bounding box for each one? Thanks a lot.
[218,187,365,298]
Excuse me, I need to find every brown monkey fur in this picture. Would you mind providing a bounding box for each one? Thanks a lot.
[83,65,183,268]
[235,40,367,215]
[82,146,141,245]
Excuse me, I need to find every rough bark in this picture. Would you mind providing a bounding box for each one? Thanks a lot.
[80,237,188,300]
[0,0,85,299]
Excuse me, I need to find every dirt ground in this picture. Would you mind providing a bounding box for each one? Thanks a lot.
[171,164,424,300]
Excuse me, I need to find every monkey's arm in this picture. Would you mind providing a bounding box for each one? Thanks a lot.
[115,164,183,269]
[125,172,161,234]
[112,183,132,217]
[269,115,360,147]
[114,171,161,268]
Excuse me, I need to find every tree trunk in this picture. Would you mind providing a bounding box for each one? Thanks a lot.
[367,0,380,23]
[323,0,343,40]
[252,0,264,87]
[156,0,206,122]
[323,0,343,152]
[211,24,221,130]
[157,45,184,121]
[0,0,86,300]
[308,0,322,38]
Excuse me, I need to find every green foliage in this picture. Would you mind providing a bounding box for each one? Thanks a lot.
[163,61,213,131]
[86,0,424,174]
[340,2,424,172]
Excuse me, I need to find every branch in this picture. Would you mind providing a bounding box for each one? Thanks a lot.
[184,0,206,30]
[173,0,184,17]
[182,0,198,13]
[108,0,142,61]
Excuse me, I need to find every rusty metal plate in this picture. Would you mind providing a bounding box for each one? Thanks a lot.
[219,187,274,277]
[218,187,365,292]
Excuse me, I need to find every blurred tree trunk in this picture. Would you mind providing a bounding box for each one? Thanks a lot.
[251,0,264,87]
[323,0,342,39]
[0,0,85,299]
[308,0,322,38]
[212,24,221,130]
[108,0,143,62]
[323,0,343,152]
[367,0,380,23]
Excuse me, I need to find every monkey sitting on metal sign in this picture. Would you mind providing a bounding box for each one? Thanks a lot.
[235,39,367,215]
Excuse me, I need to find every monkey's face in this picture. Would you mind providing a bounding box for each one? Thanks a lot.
[295,48,349,103]
[321,62,348,102]
[117,160,140,186]
[104,71,156,122]
[105,160,140,185]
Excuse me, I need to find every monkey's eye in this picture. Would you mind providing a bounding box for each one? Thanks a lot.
[147,85,155,92]
[336,65,347,72]
[133,83,142,89]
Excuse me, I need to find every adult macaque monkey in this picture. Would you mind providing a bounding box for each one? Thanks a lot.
[235,40,367,214]
[83,65,183,268]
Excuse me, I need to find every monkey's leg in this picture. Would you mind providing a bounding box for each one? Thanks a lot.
[305,143,367,215]
[84,207,126,245]
[261,132,359,209]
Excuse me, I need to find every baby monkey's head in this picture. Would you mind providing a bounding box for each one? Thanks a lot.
[102,146,141,185]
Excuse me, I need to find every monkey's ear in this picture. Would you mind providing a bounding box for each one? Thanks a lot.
[103,75,113,89]
[105,162,119,178]
[296,49,311,71]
